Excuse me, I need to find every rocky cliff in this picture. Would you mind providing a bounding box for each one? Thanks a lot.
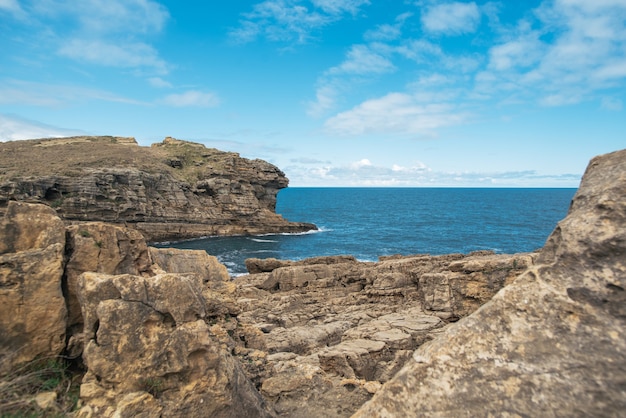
[0,136,315,241]
[1,148,625,417]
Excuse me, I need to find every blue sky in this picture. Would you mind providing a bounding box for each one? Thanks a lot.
[1,0,625,187]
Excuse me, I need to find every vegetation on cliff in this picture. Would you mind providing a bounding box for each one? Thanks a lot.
[0,136,315,241]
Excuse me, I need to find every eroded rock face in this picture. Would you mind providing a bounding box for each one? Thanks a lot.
[231,252,532,417]
[76,272,274,418]
[0,136,316,242]
[0,202,67,372]
[353,150,626,417]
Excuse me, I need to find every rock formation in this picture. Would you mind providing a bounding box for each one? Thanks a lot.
[1,147,625,417]
[0,136,315,242]
[230,251,534,416]
[0,202,67,373]
[353,149,626,417]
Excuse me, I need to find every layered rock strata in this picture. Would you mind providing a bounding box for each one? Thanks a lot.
[231,251,534,416]
[354,149,626,417]
[1,147,625,417]
[0,136,315,241]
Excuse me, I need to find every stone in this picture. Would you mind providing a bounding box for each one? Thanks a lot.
[76,271,274,418]
[354,148,626,417]
[0,202,67,372]
[232,249,531,416]
[149,247,239,316]
[65,223,155,330]
[0,136,316,242]
[34,391,58,410]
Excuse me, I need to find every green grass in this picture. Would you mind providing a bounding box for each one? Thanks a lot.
[0,357,81,417]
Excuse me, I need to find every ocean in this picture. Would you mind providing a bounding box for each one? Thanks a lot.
[159,188,577,276]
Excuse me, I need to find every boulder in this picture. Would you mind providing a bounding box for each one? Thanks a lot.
[149,247,239,317]
[354,149,626,417]
[233,250,534,416]
[0,202,67,372]
[65,223,154,328]
[76,271,274,418]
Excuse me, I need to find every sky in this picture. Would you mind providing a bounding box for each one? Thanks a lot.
[1,0,625,187]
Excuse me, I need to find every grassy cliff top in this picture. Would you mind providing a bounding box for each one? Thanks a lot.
[0,136,246,184]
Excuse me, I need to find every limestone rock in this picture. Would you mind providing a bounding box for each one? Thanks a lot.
[149,247,239,316]
[232,251,532,416]
[354,149,626,417]
[65,223,154,329]
[0,136,316,242]
[76,271,274,418]
[0,202,67,372]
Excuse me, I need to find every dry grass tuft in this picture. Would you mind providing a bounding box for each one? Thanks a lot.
[0,356,82,417]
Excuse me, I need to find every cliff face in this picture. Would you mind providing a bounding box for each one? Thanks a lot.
[0,136,315,241]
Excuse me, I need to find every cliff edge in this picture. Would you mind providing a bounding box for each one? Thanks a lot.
[0,136,316,241]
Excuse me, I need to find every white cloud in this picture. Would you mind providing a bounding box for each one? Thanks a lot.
[475,0,626,107]
[324,92,467,136]
[148,77,172,88]
[350,158,372,169]
[0,114,85,141]
[364,12,412,42]
[286,159,580,187]
[21,0,171,75]
[329,44,396,75]
[311,0,369,15]
[33,0,169,35]
[307,84,338,117]
[59,39,168,74]
[230,0,370,44]
[0,79,146,106]
[159,90,220,108]
[0,0,22,13]
[488,32,544,71]
[421,2,481,35]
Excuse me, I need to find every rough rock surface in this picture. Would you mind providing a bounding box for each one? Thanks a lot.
[0,202,67,372]
[231,251,533,416]
[0,136,315,241]
[63,223,158,358]
[354,149,626,417]
[75,272,274,418]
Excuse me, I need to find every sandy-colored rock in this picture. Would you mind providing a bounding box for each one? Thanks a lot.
[150,246,240,316]
[0,202,67,372]
[354,149,626,417]
[0,136,316,242]
[232,251,532,417]
[76,271,274,417]
[65,223,154,328]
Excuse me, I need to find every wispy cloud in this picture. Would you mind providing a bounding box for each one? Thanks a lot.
[158,90,221,108]
[12,0,170,75]
[229,0,370,44]
[324,92,467,136]
[0,79,146,107]
[284,158,581,187]
[328,44,396,75]
[0,0,23,14]
[58,39,168,74]
[148,77,173,88]
[476,0,626,106]
[420,2,481,35]
[315,0,626,139]
[0,113,86,141]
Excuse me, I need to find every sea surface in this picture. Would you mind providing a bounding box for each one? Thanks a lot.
[159,188,577,276]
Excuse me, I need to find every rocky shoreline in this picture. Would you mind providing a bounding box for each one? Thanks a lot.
[1,147,625,417]
[0,136,316,242]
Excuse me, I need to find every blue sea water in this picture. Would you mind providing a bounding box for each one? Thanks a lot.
[159,188,577,276]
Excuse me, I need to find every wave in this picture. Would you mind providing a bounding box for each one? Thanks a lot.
[249,238,278,243]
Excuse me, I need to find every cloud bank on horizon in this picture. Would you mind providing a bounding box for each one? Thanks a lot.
[1,0,625,187]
